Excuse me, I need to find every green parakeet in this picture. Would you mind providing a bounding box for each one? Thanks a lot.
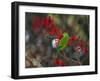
[57,32,69,51]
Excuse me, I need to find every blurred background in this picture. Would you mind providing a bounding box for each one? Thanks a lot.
[25,12,89,68]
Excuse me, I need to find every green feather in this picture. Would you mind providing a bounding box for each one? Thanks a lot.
[57,32,69,51]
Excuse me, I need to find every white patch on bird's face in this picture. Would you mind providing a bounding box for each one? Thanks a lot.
[52,39,59,48]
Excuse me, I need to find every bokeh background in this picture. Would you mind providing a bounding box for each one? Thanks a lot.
[25,12,89,68]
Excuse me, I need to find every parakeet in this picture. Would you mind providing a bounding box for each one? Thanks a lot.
[57,32,69,51]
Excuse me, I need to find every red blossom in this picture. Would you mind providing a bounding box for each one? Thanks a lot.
[67,36,77,46]
[70,36,77,41]
[43,16,54,28]
[67,41,73,46]
[42,16,63,38]
[43,17,50,27]
[54,59,64,66]
[49,29,55,35]
[56,34,63,39]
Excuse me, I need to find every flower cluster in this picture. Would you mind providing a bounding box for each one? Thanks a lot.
[32,16,63,39]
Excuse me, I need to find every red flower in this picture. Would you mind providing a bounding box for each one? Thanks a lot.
[43,16,54,28]
[56,34,63,39]
[43,17,50,27]
[49,29,55,35]
[67,36,78,46]
[67,41,73,46]
[70,36,77,41]
[48,27,56,35]
[54,58,64,66]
